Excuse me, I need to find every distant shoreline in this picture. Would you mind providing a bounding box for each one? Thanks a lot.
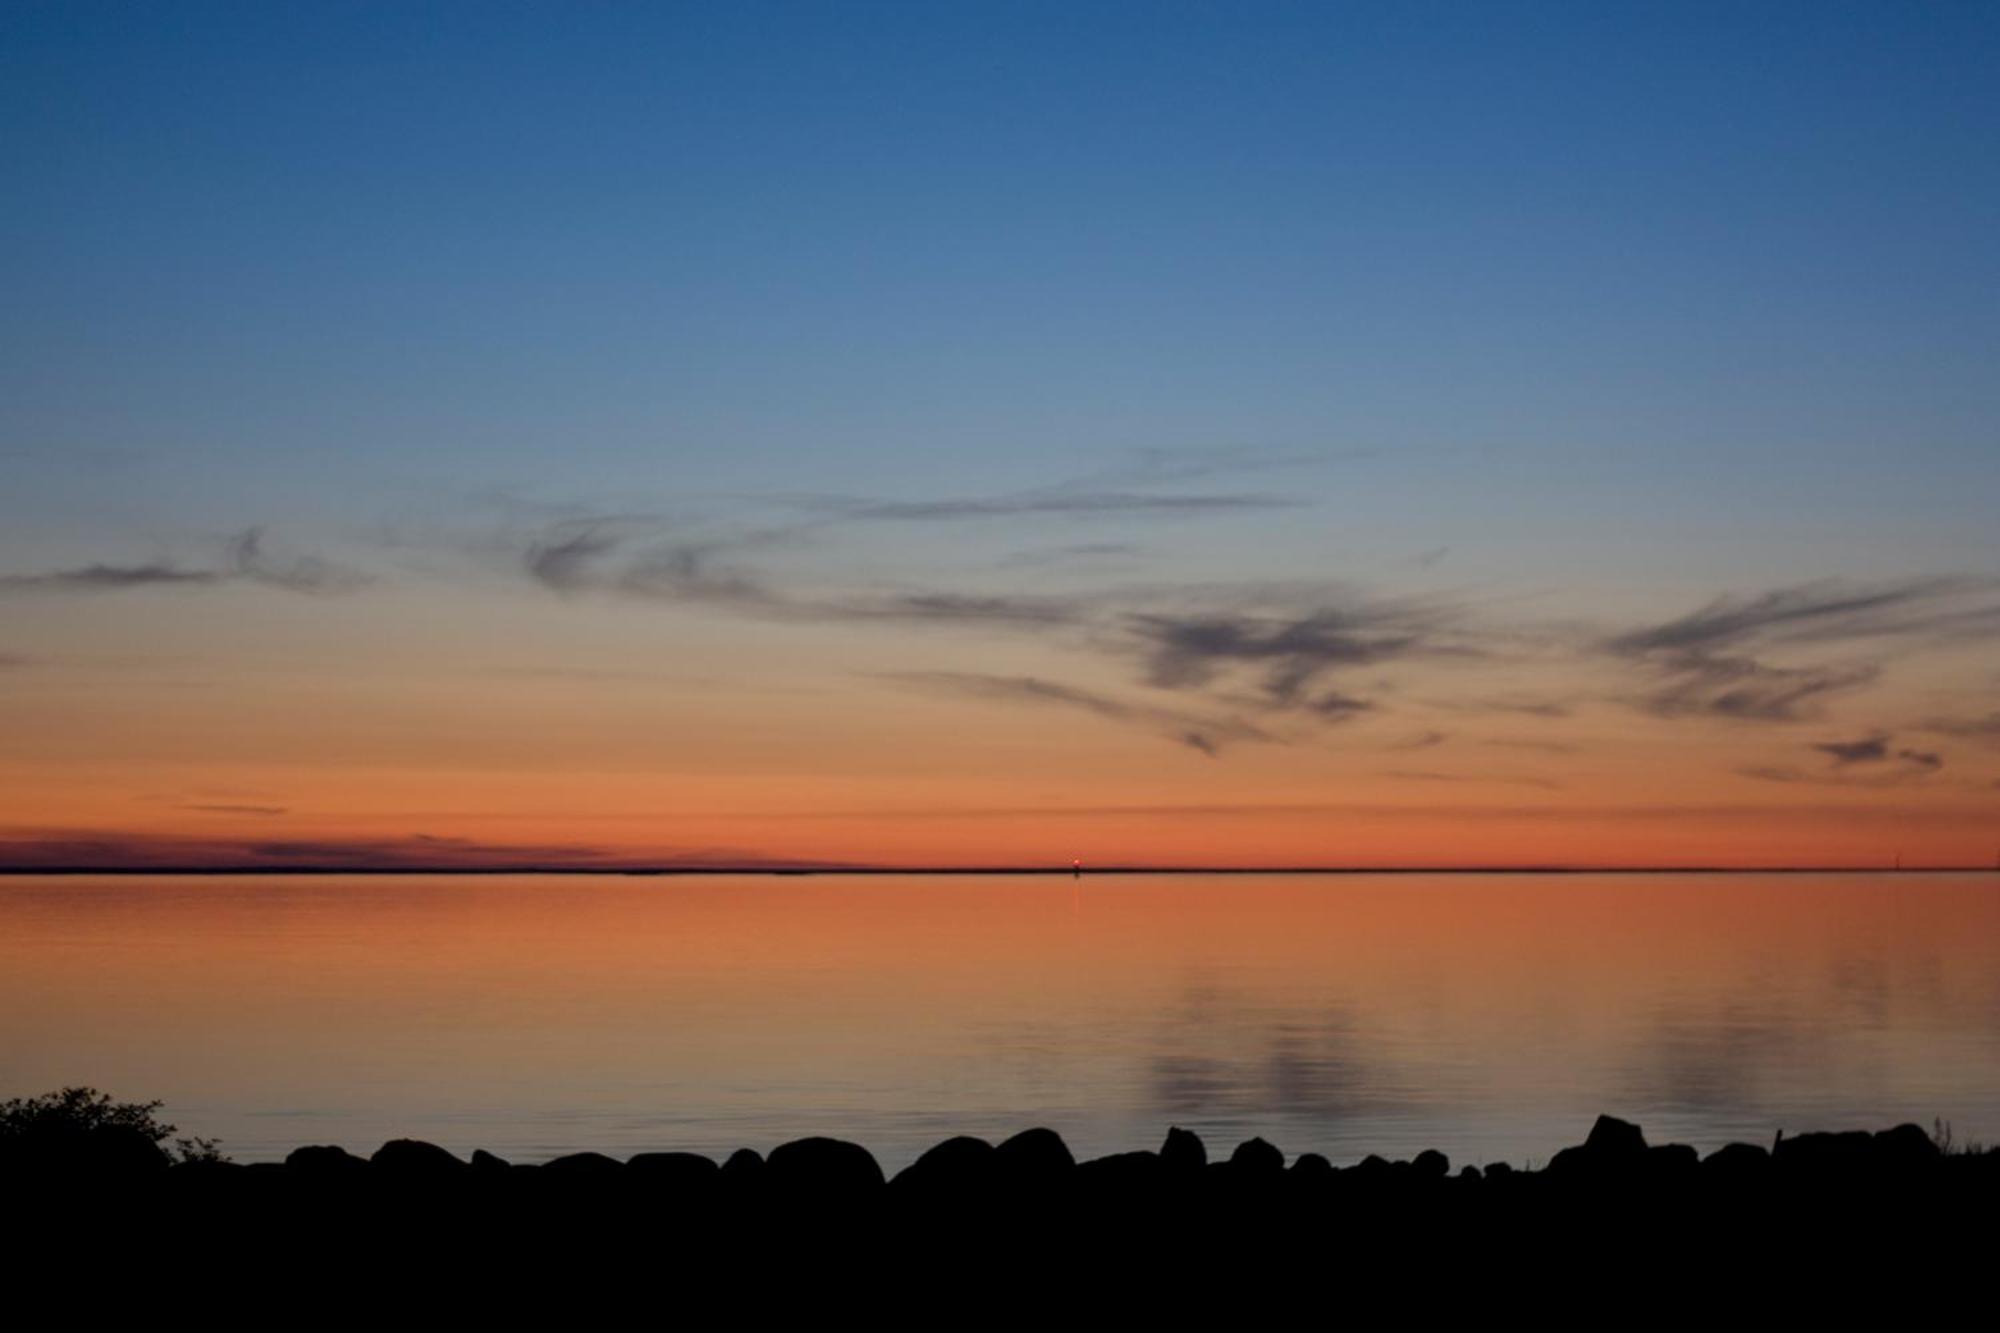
[2,864,1995,877]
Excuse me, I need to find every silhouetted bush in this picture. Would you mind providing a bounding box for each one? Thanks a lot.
[0,1086,226,1166]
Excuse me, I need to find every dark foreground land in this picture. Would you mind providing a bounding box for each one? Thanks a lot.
[7,1110,1999,1306]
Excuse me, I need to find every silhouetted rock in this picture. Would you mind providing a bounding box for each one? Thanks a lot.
[891,1136,994,1195]
[1873,1124,1940,1165]
[545,1151,623,1177]
[16,1101,1985,1263]
[1702,1142,1769,1177]
[1160,1126,1206,1172]
[1290,1152,1334,1180]
[628,1151,720,1187]
[1350,1153,1393,1180]
[721,1147,765,1182]
[1585,1114,1648,1156]
[767,1137,884,1193]
[1773,1130,1875,1173]
[285,1144,369,1175]
[1548,1115,1650,1177]
[1647,1143,1699,1176]
[370,1139,467,1175]
[995,1127,1075,1183]
[1079,1150,1162,1190]
[1229,1137,1284,1176]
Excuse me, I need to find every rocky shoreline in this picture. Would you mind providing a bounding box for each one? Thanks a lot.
[7,1111,1996,1298]
[9,1111,1992,1210]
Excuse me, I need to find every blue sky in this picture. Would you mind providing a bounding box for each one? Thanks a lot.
[9,3,1996,528]
[3,3,1998,866]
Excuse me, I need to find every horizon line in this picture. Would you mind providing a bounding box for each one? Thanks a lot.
[2,864,1997,877]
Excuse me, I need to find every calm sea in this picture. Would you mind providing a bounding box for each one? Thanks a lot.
[3,872,1997,1168]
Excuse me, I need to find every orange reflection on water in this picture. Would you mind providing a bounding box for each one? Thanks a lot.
[2,871,1997,1167]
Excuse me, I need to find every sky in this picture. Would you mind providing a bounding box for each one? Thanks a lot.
[2,1,1998,869]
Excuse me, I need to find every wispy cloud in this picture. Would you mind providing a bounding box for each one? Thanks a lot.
[499,492,1998,753]
[227,528,372,594]
[996,542,1142,569]
[794,446,1345,524]
[177,803,290,817]
[1607,578,2000,724]
[0,528,368,596]
[1741,734,1947,787]
[524,527,625,591]
[1378,769,1566,791]
[1607,579,1992,654]
[1919,712,2000,745]
[1071,444,1364,489]
[0,561,221,590]
[1812,734,1892,767]
[1481,738,1577,755]
[1437,695,1575,720]
[1126,598,1460,720]
[509,510,1546,740]
[1632,657,1878,722]
[523,522,1084,630]
[741,797,1998,829]
[880,671,1279,756]
[797,491,1298,521]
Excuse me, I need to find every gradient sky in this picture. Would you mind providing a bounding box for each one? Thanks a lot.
[3,1,1998,868]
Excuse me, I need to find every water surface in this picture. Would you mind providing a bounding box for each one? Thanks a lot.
[3,872,1996,1167]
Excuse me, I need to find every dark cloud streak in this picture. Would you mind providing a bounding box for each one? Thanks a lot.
[1608,578,2000,723]
[1812,734,1891,767]
[801,491,1299,521]
[880,671,1279,756]
[0,529,367,596]
[0,562,220,590]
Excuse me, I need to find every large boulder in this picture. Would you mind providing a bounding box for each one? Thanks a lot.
[1078,1150,1162,1186]
[1228,1137,1285,1176]
[1702,1142,1770,1179]
[1349,1153,1393,1180]
[721,1147,766,1183]
[628,1151,721,1188]
[891,1136,996,1196]
[1772,1130,1875,1174]
[766,1137,885,1195]
[1289,1152,1335,1181]
[994,1127,1076,1186]
[1413,1149,1450,1179]
[1547,1115,1649,1178]
[1585,1115,1648,1156]
[285,1144,370,1176]
[1646,1143,1699,1176]
[1159,1126,1207,1173]
[370,1139,468,1175]
[543,1151,624,1178]
[1872,1124,1941,1166]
